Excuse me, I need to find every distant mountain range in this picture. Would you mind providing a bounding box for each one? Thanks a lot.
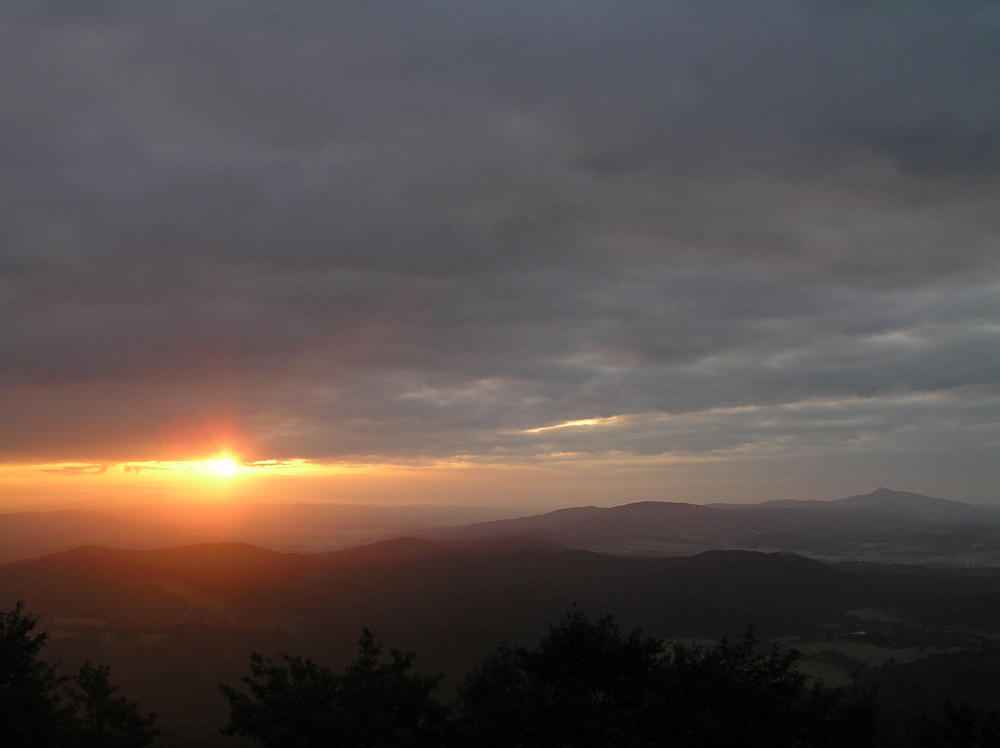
[3,488,999,565]
[408,489,1000,565]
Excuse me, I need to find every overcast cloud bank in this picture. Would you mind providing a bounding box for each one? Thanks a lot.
[2,2,998,502]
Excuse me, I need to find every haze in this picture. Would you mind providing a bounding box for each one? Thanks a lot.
[2,2,998,512]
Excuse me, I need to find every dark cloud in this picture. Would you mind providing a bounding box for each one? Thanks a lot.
[1,1,998,501]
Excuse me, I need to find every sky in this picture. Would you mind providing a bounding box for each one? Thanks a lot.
[2,1,999,511]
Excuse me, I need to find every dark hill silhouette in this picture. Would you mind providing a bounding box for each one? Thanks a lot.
[834,488,1000,521]
[414,501,736,545]
[0,539,877,652]
[319,536,455,564]
[414,505,605,541]
[318,534,567,565]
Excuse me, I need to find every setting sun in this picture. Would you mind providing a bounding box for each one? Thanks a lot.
[201,456,240,478]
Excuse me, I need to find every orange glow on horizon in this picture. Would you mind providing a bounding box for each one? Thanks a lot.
[0,457,391,484]
[0,455,420,512]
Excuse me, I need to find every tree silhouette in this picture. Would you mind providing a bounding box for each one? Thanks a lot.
[454,610,880,747]
[220,628,446,747]
[455,609,667,747]
[653,629,878,747]
[63,662,158,748]
[0,601,67,747]
[0,602,157,748]
[219,611,882,747]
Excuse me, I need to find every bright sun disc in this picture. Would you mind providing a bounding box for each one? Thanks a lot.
[202,456,240,478]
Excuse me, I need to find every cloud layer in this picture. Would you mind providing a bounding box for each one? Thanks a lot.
[2,2,998,501]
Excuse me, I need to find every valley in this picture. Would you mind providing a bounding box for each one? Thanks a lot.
[3,489,1000,743]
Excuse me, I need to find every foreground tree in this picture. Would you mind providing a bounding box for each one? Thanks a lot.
[0,602,157,748]
[218,610,896,746]
[220,628,446,747]
[454,610,669,747]
[0,602,67,747]
[453,610,880,747]
[63,662,159,748]
[652,629,878,747]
